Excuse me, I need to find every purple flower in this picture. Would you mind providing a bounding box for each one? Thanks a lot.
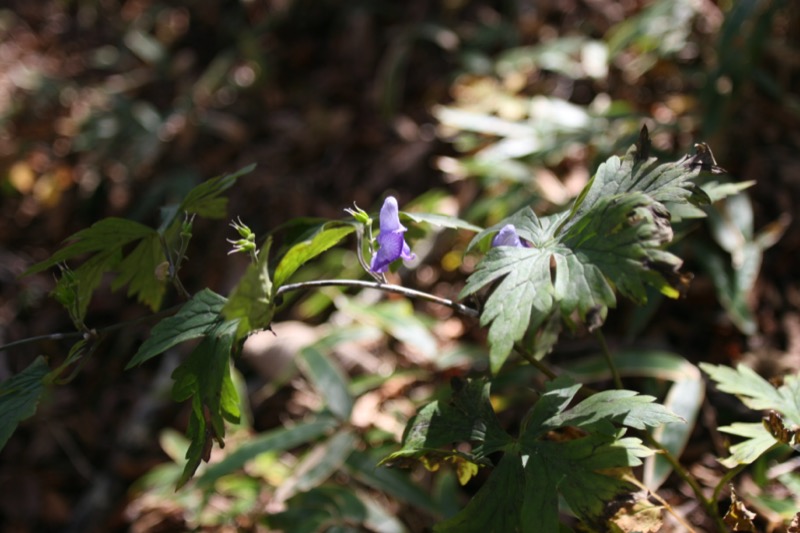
[492,224,524,248]
[370,196,416,273]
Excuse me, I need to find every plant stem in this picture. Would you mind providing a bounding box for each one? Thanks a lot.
[643,433,727,532]
[711,462,747,503]
[275,279,479,318]
[593,329,623,389]
[514,345,558,379]
[0,304,183,353]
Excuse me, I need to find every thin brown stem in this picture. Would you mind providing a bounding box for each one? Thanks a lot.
[275,279,479,318]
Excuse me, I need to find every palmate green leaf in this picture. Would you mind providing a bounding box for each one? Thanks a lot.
[22,217,166,312]
[567,350,705,491]
[111,232,166,310]
[520,434,652,531]
[462,135,726,371]
[564,131,709,232]
[0,356,50,451]
[434,453,524,533]
[701,363,800,467]
[126,288,228,368]
[272,223,355,289]
[23,218,156,275]
[404,377,669,531]
[700,363,800,423]
[171,319,240,488]
[222,240,274,340]
[23,218,165,312]
[380,378,512,470]
[462,193,684,372]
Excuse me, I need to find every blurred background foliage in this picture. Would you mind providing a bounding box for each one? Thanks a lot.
[1,0,800,531]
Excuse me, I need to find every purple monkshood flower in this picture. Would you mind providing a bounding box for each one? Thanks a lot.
[370,196,416,273]
[491,224,525,248]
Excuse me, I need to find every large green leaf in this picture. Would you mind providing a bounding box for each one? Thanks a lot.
[273,223,355,289]
[462,193,682,372]
[0,356,50,451]
[520,433,652,531]
[567,350,705,491]
[381,379,512,469]
[171,319,240,488]
[461,136,723,371]
[23,217,165,311]
[222,240,274,340]
[392,377,671,531]
[565,130,708,231]
[434,453,525,533]
[126,288,228,368]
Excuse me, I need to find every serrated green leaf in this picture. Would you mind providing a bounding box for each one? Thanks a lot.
[460,246,553,372]
[700,363,800,422]
[462,193,684,371]
[196,415,339,488]
[273,223,355,289]
[23,218,156,275]
[521,434,651,530]
[434,453,525,533]
[171,319,240,488]
[111,232,166,311]
[402,212,483,233]
[462,136,715,369]
[126,289,228,368]
[0,356,49,451]
[521,376,582,439]
[298,345,353,421]
[222,240,274,340]
[177,164,255,220]
[382,379,511,467]
[717,422,778,468]
[388,378,667,530]
[702,363,800,467]
[554,389,684,431]
[565,135,708,231]
[566,350,705,489]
